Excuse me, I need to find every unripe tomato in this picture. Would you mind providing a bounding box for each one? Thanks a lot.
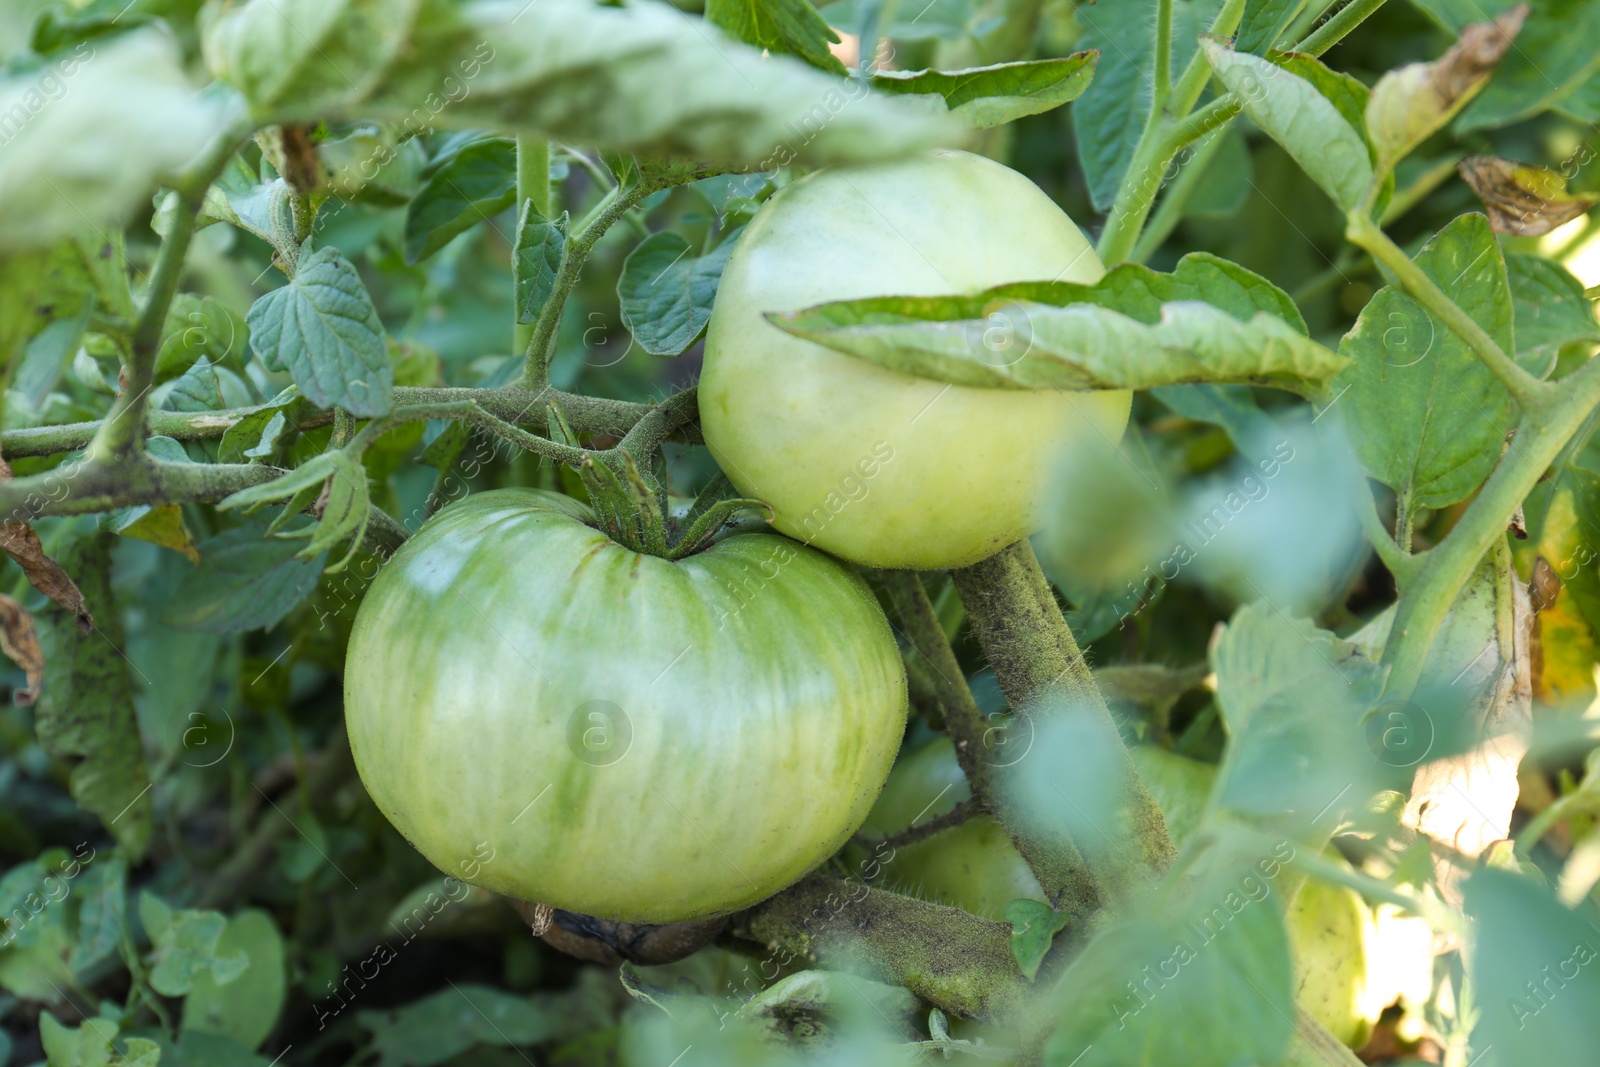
[344,489,907,924]
[1287,869,1377,1049]
[857,737,1042,921]
[701,149,1131,570]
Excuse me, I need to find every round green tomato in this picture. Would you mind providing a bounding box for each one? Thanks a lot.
[1288,873,1376,1049]
[701,149,1131,571]
[344,489,907,924]
[858,736,1042,921]
[1127,745,1217,850]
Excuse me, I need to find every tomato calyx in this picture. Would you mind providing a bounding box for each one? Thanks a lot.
[549,394,770,559]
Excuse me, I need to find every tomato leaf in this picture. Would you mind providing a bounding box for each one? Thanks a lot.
[1407,0,1600,131]
[182,910,287,1051]
[1210,602,1385,832]
[1043,848,1296,1066]
[513,202,569,326]
[1365,10,1524,173]
[1464,868,1600,1063]
[200,0,955,170]
[161,522,327,633]
[34,534,153,859]
[218,389,303,465]
[247,246,393,417]
[1335,213,1527,513]
[356,983,554,1065]
[619,231,735,357]
[403,136,517,265]
[769,252,1335,392]
[141,894,248,998]
[1005,899,1069,980]
[872,54,1098,129]
[1458,154,1600,237]
[705,0,846,75]
[1506,253,1600,370]
[1202,40,1374,210]
[1236,0,1303,53]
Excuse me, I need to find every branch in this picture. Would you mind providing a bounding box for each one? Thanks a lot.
[0,386,700,459]
[1345,212,1546,410]
[878,569,1103,926]
[949,543,1177,883]
[1296,0,1389,58]
[732,875,1029,1022]
[852,796,986,852]
[89,124,252,460]
[1382,357,1600,697]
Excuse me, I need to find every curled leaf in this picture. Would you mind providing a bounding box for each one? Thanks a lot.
[1458,154,1600,236]
[0,593,43,704]
[1365,6,1526,171]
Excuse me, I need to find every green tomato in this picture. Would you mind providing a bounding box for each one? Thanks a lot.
[1127,744,1217,850]
[345,489,907,924]
[701,149,1131,571]
[1287,872,1376,1050]
[858,737,1042,921]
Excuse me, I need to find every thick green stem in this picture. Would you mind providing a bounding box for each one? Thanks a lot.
[88,127,250,461]
[879,569,1102,925]
[1130,127,1229,264]
[1381,358,1600,697]
[513,137,552,355]
[1153,0,1175,110]
[950,543,1177,879]
[1295,0,1388,57]
[733,875,1028,1021]
[1346,213,1545,410]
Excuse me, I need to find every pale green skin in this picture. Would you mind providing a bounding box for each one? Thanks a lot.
[1288,870,1375,1049]
[700,149,1132,571]
[857,736,1043,921]
[344,489,907,924]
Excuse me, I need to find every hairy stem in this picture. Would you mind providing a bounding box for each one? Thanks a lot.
[950,543,1177,881]
[513,136,552,355]
[89,126,251,460]
[879,569,1102,925]
[1346,212,1545,409]
[1296,0,1388,57]
[733,875,1028,1021]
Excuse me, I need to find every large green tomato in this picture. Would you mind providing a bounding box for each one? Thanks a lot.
[701,149,1131,571]
[1287,868,1377,1049]
[857,737,1042,921]
[344,489,907,924]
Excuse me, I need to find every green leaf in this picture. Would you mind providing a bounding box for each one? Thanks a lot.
[403,136,517,265]
[102,505,201,565]
[772,251,1321,392]
[356,984,553,1067]
[247,246,393,417]
[705,0,847,75]
[1417,0,1600,132]
[67,855,126,975]
[143,898,248,998]
[1506,253,1600,371]
[218,451,371,569]
[1203,40,1373,210]
[1335,213,1528,512]
[181,910,286,1052]
[160,522,327,633]
[1236,0,1305,53]
[1364,9,1524,173]
[1211,602,1385,832]
[0,242,97,401]
[34,534,153,860]
[1074,0,1223,211]
[220,179,303,271]
[156,295,249,379]
[160,359,227,413]
[39,1013,118,1067]
[1464,868,1600,1063]
[200,0,954,170]
[218,390,302,465]
[1044,849,1295,1066]
[0,29,225,251]
[618,232,735,357]
[512,203,568,326]
[872,54,1098,128]
[1005,899,1070,980]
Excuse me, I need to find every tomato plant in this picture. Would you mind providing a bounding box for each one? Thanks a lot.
[0,0,1598,1066]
